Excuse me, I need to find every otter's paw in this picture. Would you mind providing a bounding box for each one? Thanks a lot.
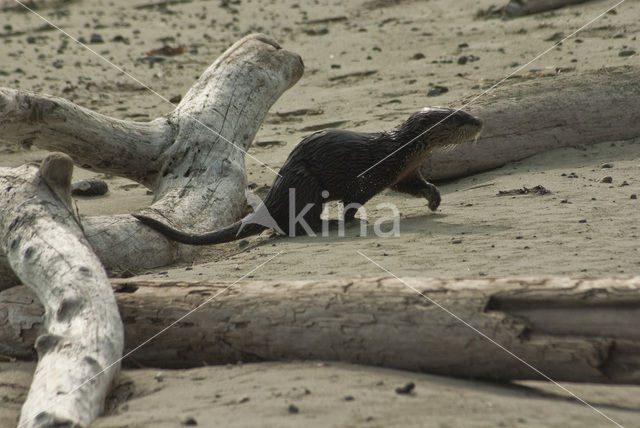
[423,185,441,211]
[428,196,440,211]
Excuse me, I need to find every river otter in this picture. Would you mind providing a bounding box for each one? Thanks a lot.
[134,107,483,245]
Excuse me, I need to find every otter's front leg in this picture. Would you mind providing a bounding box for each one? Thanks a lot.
[392,173,441,211]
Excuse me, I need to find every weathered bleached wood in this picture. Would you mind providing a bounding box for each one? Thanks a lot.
[504,0,594,17]
[1,276,639,384]
[0,88,170,187]
[422,66,640,181]
[0,34,304,282]
[0,153,124,428]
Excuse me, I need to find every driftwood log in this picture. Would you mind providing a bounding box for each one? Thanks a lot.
[0,153,124,428]
[1,276,639,384]
[421,66,640,181]
[503,0,596,17]
[0,33,303,287]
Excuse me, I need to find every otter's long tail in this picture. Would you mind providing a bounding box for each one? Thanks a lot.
[133,215,267,246]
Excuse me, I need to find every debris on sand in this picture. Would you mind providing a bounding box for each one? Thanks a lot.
[395,382,415,395]
[71,179,109,196]
[497,185,550,196]
[146,45,186,56]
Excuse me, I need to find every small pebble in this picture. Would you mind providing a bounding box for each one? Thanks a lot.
[71,179,109,196]
[578,219,587,223]
[631,194,637,200]
[182,417,198,426]
[427,85,448,97]
[395,382,415,394]
[600,176,613,183]
[412,52,425,60]
[619,49,636,57]
[90,33,104,44]
[545,32,565,42]
[302,27,328,36]
[288,404,299,414]
[601,163,613,168]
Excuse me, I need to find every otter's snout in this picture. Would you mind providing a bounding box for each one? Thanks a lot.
[406,107,483,146]
[419,107,482,129]
[456,110,483,130]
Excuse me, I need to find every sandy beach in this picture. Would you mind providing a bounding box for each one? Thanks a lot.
[1,0,639,426]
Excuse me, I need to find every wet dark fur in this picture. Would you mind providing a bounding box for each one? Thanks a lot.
[134,108,483,245]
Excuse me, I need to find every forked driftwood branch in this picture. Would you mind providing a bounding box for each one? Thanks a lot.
[0,34,304,286]
[0,153,124,428]
[0,34,302,426]
[1,276,639,384]
[421,66,640,181]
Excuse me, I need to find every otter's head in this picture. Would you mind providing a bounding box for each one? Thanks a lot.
[396,107,483,149]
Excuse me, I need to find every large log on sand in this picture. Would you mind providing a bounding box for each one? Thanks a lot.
[421,66,640,181]
[0,153,124,428]
[1,277,639,384]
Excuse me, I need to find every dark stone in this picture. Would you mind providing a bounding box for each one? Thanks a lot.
[427,85,448,97]
[395,382,415,395]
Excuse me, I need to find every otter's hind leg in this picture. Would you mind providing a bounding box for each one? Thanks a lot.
[392,172,441,211]
[342,187,382,222]
[283,168,326,236]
